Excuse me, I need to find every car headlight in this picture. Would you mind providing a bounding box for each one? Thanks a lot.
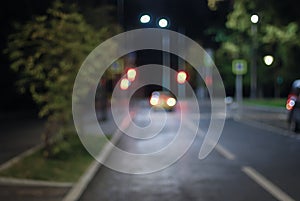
[166,97,176,107]
[150,96,159,106]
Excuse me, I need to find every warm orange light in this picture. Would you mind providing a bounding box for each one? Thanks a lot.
[127,68,137,82]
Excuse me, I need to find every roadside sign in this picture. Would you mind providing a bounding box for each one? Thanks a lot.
[232,59,247,75]
[108,59,124,77]
[111,59,124,73]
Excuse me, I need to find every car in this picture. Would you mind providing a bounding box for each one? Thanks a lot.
[286,79,300,132]
[149,91,177,111]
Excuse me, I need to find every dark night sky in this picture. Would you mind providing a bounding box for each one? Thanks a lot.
[3,0,299,111]
[0,0,230,112]
[122,0,230,43]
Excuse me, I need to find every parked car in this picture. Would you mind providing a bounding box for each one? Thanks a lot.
[149,91,177,112]
[286,79,300,131]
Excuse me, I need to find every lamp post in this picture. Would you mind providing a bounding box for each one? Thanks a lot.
[158,18,171,91]
[250,14,259,99]
[139,15,170,90]
[263,55,280,97]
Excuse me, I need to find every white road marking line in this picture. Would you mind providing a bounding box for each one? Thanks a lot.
[215,144,235,160]
[184,119,236,161]
[242,166,295,201]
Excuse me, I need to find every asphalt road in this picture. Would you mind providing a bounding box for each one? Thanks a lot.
[79,100,300,201]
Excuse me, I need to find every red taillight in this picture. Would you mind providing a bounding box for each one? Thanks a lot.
[286,98,296,111]
[127,68,136,82]
[177,71,188,84]
[120,78,130,90]
[288,94,297,100]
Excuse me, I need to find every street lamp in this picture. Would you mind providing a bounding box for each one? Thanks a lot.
[263,55,274,66]
[140,14,151,24]
[139,15,171,90]
[159,17,171,90]
[158,18,169,28]
[263,55,281,97]
[251,14,259,24]
[250,14,259,99]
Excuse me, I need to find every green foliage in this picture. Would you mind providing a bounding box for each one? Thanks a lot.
[0,132,108,182]
[226,0,253,33]
[243,98,286,108]
[214,0,300,97]
[5,0,121,156]
[262,23,299,45]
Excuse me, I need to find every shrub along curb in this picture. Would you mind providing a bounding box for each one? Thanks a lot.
[0,133,105,183]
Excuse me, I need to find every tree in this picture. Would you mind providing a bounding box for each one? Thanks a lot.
[214,0,300,97]
[5,0,121,157]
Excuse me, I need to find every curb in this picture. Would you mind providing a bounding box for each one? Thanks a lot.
[0,144,43,172]
[61,115,132,201]
[233,116,300,141]
[241,104,287,113]
[0,177,73,187]
[231,105,300,139]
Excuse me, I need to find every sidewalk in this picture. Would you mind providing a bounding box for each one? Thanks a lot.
[229,103,291,131]
[0,109,117,201]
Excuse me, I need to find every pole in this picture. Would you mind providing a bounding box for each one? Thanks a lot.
[162,31,170,90]
[178,27,185,98]
[250,24,257,99]
[236,74,243,103]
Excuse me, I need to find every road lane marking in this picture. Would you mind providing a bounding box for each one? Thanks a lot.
[215,144,235,160]
[184,119,236,160]
[242,166,295,201]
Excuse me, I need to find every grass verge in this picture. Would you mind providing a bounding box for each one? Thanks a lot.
[243,98,286,108]
[0,133,108,182]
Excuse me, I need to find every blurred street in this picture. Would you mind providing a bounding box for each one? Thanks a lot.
[78,100,300,201]
[1,1,300,201]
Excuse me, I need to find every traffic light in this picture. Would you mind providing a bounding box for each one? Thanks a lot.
[177,70,187,84]
[127,68,136,82]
